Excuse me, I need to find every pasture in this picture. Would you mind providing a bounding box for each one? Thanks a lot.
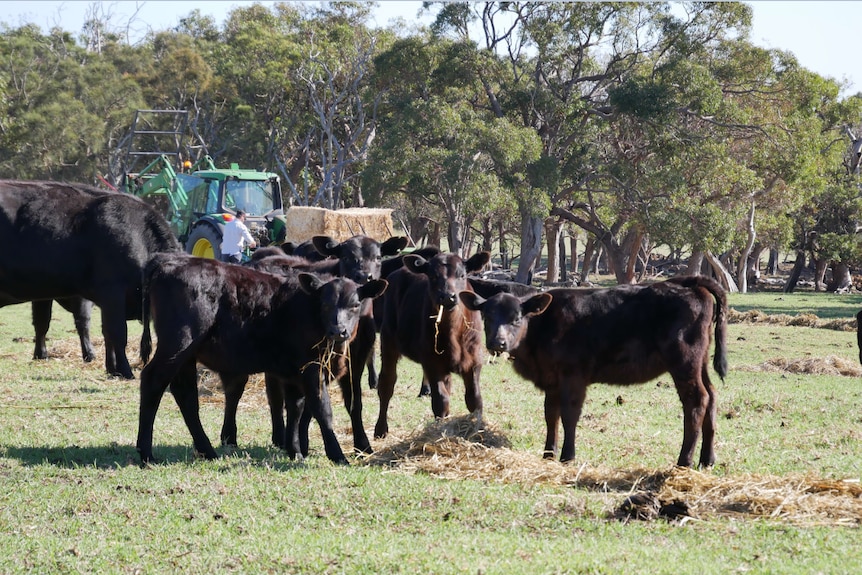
[0,288,861,573]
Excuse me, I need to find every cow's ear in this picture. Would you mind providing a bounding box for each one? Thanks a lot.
[381,235,409,256]
[522,293,552,317]
[459,291,485,311]
[281,242,297,255]
[359,278,388,301]
[465,251,492,274]
[311,235,339,257]
[298,272,324,294]
[403,254,428,274]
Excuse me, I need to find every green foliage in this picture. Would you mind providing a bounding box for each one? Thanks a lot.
[1,2,862,269]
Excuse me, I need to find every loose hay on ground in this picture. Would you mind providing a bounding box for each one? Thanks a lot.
[366,413,862,527]
[738,355,862,377]
[728,308,857,331]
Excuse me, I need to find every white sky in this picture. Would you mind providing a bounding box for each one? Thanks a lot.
[1,1,860,96]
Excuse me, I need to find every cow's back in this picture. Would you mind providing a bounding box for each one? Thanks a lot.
[0,180,179,303]
[145,252,328,376]
[514,282,715,387]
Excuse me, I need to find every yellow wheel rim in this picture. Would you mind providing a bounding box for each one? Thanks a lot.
[191,238,215,259]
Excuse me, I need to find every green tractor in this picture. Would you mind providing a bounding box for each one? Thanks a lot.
[120,110,286,260]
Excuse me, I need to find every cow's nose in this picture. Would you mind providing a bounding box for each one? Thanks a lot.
[329,328,351,342]
[489,338,508,353]
[440,293,458,309]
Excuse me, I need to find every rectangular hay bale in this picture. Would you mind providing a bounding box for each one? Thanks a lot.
[285,206,396,244]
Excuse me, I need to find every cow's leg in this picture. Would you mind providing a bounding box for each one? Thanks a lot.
[298,400,313,458]
[170,361,218,461]
[462,363,483,416]
[265,373,287,448]
[302,367,348,465]
[99,297,133,379]
[558,381,587,463]
[417,376,431,397]
[374,338,400,439]
[541,389,562,459]
[220,373,250,446]
[59,297,96,363]
[429,370,452,419]
[341,319,375,453]
[137,355,189,464]
[697,363,718,468]
[31,300,52,360]
[672,368,709,468]
[282,382,305,461]
[366,355,378,390]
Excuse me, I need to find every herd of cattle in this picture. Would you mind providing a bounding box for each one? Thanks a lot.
[1,179,729,469]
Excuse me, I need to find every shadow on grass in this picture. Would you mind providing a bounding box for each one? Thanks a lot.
[2,443,311,471]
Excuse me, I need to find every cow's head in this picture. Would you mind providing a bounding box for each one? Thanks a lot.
[459,291,552,353]
[403,251,491,310]
[298,273,388,343]
[312,235,409,284]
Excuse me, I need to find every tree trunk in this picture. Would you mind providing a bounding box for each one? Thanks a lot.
[767,247,779,275]
[545,219,560,284]
[483,218,493,253]
[813,257,828,292]
[686,250,705,276]
[783,250,806,293]
[447,216,463,257]
[581,235,596,283]
[705,251,739,292]
[827,261,852,292]
[559,231,567,283]
[498,220,509,270]
[736,201,756,293]
[569,233,578,279]
[516,210,543,284]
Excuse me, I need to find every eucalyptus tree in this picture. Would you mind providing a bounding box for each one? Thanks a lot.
[423,2,762,283]
[0,24,143,182]
[366,34,540,256]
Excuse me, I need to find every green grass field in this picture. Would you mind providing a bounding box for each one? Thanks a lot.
[0,289,860,573]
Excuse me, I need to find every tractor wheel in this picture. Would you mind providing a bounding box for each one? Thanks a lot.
[186,225,223,260]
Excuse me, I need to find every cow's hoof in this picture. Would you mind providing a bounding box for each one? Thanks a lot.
[195,449,219,461]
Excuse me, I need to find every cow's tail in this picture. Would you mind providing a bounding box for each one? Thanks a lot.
[696,277,728,380]
[667,276,728,380]
[140,265,153,366]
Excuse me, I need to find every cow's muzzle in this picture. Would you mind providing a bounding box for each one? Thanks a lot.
[438,292,459,310]
[328,329,352,343]
[488,341,509,353]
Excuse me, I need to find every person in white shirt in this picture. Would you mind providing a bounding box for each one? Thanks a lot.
[221,209,256,263]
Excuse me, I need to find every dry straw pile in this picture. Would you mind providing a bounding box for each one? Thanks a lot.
[365,413,862,527]
[727,308,857,331]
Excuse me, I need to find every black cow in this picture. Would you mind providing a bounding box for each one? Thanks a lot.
[136,252,387,465]
[368,245,443,391]
[246,234,407,455]
[459,276,728,468]
[374,251,491,439]
[0,180,180,378]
